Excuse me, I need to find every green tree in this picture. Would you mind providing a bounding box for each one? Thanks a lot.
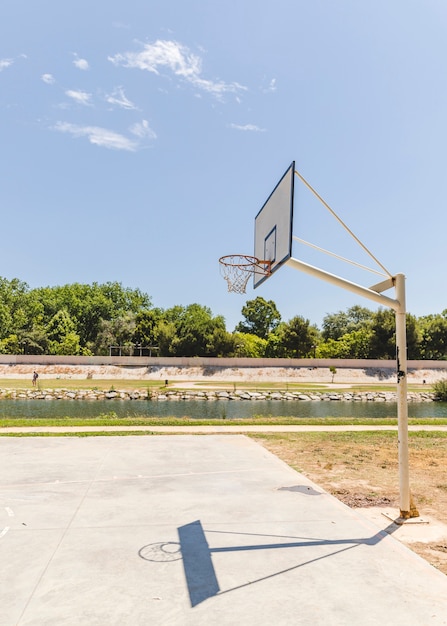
[94,313,137,355]
[0,278,45,339]
[0,334,20,354]
[405,313,422,359]
[317,329,373,358]
[162,304,232,357]
[235,297,281,339]
[0,278,47,353]
[232,332,267,357]
[156,319,177,357]
[418,313,447,359]
[46,310,81,355]
[270,316,320,358]
[322,305,372,341]
[0,278,28,337]
[32,282,152,351]
[369,309,420,359]
[133,308,165,348]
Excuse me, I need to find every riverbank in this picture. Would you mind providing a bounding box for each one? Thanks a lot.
[0,387,437,402]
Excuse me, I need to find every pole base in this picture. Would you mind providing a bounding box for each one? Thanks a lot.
[382,511,428,526]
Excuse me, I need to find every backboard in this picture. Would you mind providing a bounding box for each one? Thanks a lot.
[254,161,295,288]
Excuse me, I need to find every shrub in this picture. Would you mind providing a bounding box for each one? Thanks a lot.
[432,379,447,401]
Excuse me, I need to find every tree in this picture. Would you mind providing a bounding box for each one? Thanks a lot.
[322,305,372,341]
[0,277,44,338]
[32,282,152,351]
[418,313,447,360]
[19,327,49,355]
[317,329,373,358]
[232,332,267,357]
[369,309,420,359]
[156,319,177,357]
[0,278,47,354]
[329,366,337,382]
[0,334,20,354]
[133,309,164,346]
[268,316,320,357]
[405,313,422,359]
[94,314,137,355]
[162,304,232,357]
[46,309,81,355]
[235,297,281,339]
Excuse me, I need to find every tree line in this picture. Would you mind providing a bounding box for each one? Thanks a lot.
[0,277,446,359]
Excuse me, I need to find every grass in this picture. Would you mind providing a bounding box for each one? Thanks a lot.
[161,381,430,393]
[0,378,432,393]
[0,379,166,391]
[1,415,447,430]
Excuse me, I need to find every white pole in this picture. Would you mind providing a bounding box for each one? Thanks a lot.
[285,259,414,518]
[395,273,414,518]
[285,258,399,311]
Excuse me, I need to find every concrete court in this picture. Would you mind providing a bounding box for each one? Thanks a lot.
[1,436,447,626]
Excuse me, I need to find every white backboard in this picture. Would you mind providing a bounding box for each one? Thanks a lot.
[254,161,295,288]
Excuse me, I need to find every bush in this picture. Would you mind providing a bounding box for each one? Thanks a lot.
[432,379,447,401]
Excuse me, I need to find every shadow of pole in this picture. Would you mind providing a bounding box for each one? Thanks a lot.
[177,519,392,608]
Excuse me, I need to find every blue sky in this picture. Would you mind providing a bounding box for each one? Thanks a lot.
[1,0,446,331]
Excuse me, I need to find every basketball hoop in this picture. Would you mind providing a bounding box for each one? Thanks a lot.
[219,255,272,294]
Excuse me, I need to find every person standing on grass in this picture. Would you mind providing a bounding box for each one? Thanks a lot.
[32,371,38,386]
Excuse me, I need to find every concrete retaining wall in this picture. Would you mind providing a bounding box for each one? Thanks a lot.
[0,355,446,369]
[0,357,446,385]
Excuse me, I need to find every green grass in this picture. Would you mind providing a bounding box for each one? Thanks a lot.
[0,378,167,391]
[168,381,421,393]
[0,430,162,437]
[1,415,447,430]
[0,378,431,394]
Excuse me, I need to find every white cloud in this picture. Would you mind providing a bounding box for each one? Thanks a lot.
[0,58,13,71]
[65,89,92,105]
[265,78,277,93]
[229,123,266,132]
[105,87,137,110]
[41,73,55,84]
[129,119,157,139]
[108,39,246,99]
[53,121,139,151]
[73,55,89,71]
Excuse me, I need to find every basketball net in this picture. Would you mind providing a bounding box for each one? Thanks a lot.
[219,255,271,294]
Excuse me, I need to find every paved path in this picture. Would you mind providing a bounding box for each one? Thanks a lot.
[2,424,447,434]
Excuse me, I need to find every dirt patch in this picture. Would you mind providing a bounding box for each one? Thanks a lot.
[331,490,395,508]
[410,542,447,573]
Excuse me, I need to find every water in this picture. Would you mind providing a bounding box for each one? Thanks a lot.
[0,399,446,420]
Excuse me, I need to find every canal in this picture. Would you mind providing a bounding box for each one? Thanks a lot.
[0,399,446,420]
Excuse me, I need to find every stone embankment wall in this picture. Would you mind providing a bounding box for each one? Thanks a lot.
[0,388,436,403]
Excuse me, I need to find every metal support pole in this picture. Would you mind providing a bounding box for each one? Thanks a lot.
[395,273,416,518]
[285,259,415,518]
